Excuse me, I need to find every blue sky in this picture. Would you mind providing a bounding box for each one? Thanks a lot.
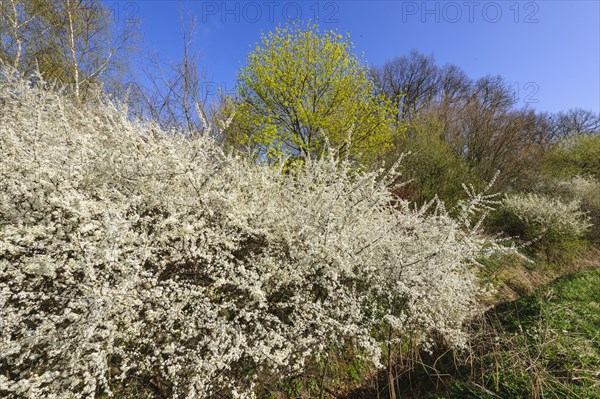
[111,0,599,113]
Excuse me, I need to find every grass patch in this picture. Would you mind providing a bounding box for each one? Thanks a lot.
[437,268,600,399]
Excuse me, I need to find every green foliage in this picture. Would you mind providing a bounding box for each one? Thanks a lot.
[392,114,483,209]
[542,134,600,180]
[226,22,397,165]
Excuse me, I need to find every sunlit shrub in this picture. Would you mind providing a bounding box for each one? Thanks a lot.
[552,176,600,243]
[392,116,483,210]
[0,70,509,398]
[493,193,590,262]
[542,134,600,180]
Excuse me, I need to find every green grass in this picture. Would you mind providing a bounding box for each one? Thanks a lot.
[436,268,600,399]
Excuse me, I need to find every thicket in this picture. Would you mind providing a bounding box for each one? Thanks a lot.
[490,193,590,263]
[1,8,599,398]
[0,70,514,398]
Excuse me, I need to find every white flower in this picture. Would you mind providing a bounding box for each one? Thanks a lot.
[0,68,511,398]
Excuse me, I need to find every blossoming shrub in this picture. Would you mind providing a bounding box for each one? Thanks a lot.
[494,193,590,262]
[1,71,507,398]
[553,176,600,243]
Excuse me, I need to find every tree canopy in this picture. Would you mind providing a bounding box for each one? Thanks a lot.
[0,0,136,101]
[225,23,397,165]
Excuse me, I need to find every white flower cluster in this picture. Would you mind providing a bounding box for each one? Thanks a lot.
[557,175,600,199]
[501,193,590,237]
[1,71,507,398]
[553,175,600,240]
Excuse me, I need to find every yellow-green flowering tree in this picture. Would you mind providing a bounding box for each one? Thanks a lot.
[226,23,398,165]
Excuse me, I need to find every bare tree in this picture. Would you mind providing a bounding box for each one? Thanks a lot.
[443,76,550,188]
[371,50,440,123]
[552,108,600,139]
[374,52,551,189]
[430,63,472,139]
[130,9,226,138]
[0,0,34,69]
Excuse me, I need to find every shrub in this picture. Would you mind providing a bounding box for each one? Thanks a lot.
[390,114,483,209]
[541,134,600,180]
[493,193,590,262]
[0,70,509,398]
[552,176,600,243]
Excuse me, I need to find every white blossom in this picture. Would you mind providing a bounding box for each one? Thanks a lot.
[501,192,591,237]
[1,69,511,398]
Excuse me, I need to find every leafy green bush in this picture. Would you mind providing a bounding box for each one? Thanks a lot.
[542,134,600,180]
[225,22,395,165]
[390,115,483,209]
